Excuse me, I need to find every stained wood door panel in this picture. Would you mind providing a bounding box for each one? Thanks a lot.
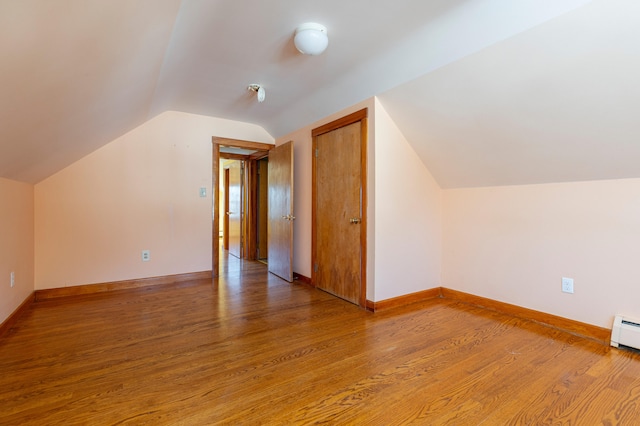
[257,158,269,261]
[315,122,362,304]
[268,141,294,282]
[223,168,230,250]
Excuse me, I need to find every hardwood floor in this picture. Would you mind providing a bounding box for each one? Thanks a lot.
[2,253,640,424]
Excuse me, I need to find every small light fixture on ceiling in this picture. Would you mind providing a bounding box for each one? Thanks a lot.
[247,84,265,103]
[294,22,328,56]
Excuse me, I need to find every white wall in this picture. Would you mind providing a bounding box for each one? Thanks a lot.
[31,97,633,332]
[12,96,629,333]
[35,111,273,290]
[443,178,640,328]
[373,99,443,301]
[0,178,34,324]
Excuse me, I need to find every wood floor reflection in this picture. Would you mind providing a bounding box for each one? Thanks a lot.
[2,251,640,424]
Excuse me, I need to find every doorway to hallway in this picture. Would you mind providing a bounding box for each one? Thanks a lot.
[212,138,295,282]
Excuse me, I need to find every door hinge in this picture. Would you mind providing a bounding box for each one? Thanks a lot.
[314,263,319,273]
[315,148,319,158]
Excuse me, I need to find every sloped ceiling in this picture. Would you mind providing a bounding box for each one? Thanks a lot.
[379,0,640,188]
[3,0,630,188]
[0,0,182,183]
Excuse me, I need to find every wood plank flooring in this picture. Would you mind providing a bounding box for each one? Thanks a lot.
[2,253,640,424]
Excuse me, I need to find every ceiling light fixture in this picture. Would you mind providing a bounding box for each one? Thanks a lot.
[294,23,328,56]
[247,84,265,103]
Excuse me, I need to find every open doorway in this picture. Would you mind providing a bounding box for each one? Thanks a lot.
[215,143,269,263]
[219,155,269,262]
[212,137,294,280]
[221,159,244,258]
[213,137,295,281]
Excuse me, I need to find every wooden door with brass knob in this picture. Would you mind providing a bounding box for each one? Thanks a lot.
[312,109,367,306]
[268,141,294,282]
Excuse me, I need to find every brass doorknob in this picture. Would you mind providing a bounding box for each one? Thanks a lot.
[349,218,361,224]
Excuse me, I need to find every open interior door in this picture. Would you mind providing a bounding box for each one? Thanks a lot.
[268,141,294,282]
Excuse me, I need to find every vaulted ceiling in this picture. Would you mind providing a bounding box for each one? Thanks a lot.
[2,0,635,188]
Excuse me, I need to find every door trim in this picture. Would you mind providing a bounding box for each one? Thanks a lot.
[212,137,274,277]
[311,108,368,307]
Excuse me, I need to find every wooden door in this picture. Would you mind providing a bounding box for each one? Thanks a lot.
[313,110,367,306]
[227,161,242,258]
[223,168,230,250]
[257,158,269,261]
[268,141,294,282]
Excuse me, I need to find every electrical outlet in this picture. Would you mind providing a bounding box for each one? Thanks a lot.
[199,187,207,198]
[10,271,15,288]
[141,250,151,262]
[561,277,574,294]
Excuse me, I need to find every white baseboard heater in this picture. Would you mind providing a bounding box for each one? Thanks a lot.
[611,315,640,350]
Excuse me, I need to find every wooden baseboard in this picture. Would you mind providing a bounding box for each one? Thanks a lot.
[27,272,611,345]
[366,288,442,312]
[35,271,213,301]
[0,292,35,338]
[293,272,312,286]
[440,288,610,345]
[365,286,609,344]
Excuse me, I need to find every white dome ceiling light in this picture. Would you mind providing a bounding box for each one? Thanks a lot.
[294,23,328,56]
[247,84,265,103]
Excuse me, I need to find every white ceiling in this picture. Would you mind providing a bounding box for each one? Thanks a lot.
[380,0,640,188]
[3,0,635,188]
